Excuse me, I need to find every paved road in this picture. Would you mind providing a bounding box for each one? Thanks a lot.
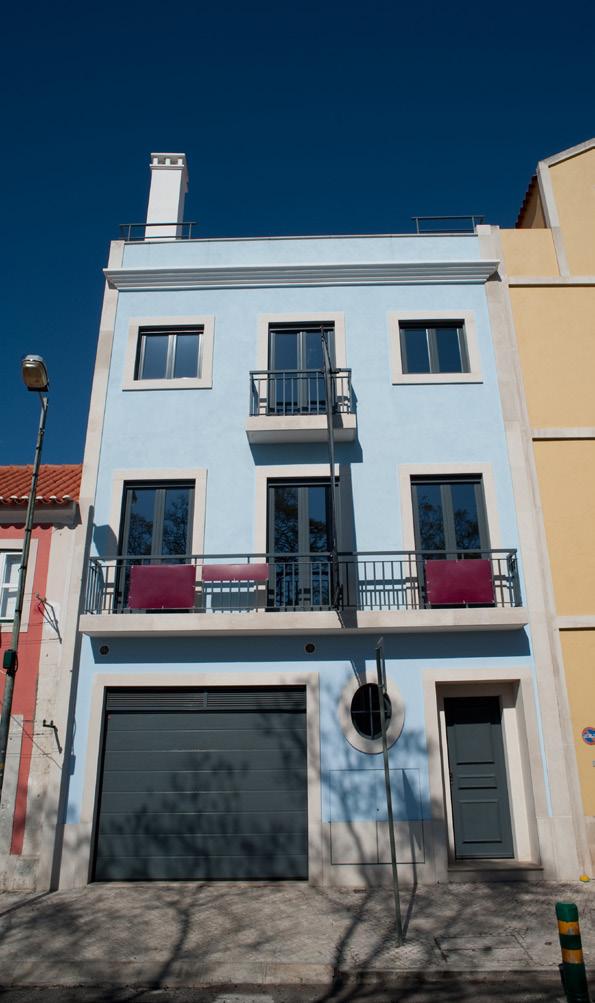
[0,977,572,1001]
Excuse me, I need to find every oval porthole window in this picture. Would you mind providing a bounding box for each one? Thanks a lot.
[350,683,392,740]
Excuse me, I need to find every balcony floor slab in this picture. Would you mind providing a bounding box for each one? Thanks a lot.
[79,606,528,638]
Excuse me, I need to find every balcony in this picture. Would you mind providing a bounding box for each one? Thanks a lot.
[79,549,527,638]
[245,369,356,443]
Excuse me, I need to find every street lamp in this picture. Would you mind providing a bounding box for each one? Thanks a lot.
[0,357,49,800]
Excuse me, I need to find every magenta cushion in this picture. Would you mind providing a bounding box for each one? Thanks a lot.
[128,564,196,609]
[424,559,494,605]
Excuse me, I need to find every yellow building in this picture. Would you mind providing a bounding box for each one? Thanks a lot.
[499,139,595,866]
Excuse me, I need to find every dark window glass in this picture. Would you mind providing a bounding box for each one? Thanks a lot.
[435,326,465,373]
[351,683,392,740]
[172,333,200,379]
[137,329,201,380]
[401,327,431,373]
[412,477,489,555]
[140,335,169,380]
[125,487,157,556]
[400,323,468,375]
[162,487,192,555]
[414,482,446,551]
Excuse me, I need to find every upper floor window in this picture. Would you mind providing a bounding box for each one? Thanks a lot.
[135,328,202,381]
[411,476,490,553]
[0,550,20,620]
[123,315,215,390]
[399,322,469,375]
[119,482,195,557]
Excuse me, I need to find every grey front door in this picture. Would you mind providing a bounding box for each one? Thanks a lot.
[444,696,514,859]
[93,687,308,881]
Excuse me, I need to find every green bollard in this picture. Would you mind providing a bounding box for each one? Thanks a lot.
[556,902,591,1003]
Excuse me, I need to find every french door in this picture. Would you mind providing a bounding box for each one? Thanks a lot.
[412,477,490,555]
[268,325,334,414]
[117,482,194,607]
[267,480,334,608]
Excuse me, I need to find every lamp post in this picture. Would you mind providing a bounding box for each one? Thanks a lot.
[0,356,49,801]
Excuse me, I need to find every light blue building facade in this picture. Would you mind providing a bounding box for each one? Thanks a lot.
[55,153,587,888]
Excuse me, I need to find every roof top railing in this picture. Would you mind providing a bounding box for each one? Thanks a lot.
[118,216,487,241]
[412,215,485,234]
[119,222,200,241]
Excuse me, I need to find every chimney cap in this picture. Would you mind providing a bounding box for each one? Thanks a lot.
[150,152,188,171]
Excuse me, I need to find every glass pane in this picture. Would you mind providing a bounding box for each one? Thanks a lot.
[270,331,298,369]
[173,334,199,379]
[414,483,445,551]
[308,485,330,552]
[272,486,299,554]
[402,327,431,373]
[304,330,325,369]
[139,334,168,379]
[435,326,464,373]
[450,482,482,550]
[0,554,20,619]
[124,488,156,555]
[162,487,192,555]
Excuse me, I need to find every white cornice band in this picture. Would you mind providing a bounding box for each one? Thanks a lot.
[104,260,499,291]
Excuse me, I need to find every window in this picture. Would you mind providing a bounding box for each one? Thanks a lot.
[0,551,20,620]
[135,328,201,381]
[399,322,469,375]
[389,310,481,385]
[119,482,195,558]
[267,324,335,414]
[411,476,490,554]
[123,316,214,390]
[267,479,335,608]
[351,683,392,740]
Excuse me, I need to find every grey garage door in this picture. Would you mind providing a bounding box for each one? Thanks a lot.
[93,687,308,881]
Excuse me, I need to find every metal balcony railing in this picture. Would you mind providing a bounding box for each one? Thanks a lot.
[249,369,353,417]
[119,222,200,241]
[83,549,521,616]
[411,215,485,234]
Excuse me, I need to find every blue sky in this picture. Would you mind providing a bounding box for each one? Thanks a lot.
[2,0,594,464]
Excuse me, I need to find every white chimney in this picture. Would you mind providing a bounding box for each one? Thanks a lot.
[146,153,189,239]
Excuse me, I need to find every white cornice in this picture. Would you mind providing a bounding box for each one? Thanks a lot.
[104,260,499,291]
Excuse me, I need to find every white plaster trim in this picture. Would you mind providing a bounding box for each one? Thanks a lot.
[508,277,595,286]
[74,671,322,887]
[338,670,405,754]
[388,309,482,385]
[0,539,38,630]
[398,462,502,551]
[255,312,347,370]
[253,463,340,553]
[556,616,595,630]
[122,315,214,391]
[541,138,595,167]
[536,163,569,277]
[533,428,595,440]
[107,468,207,557]
[423,667,542,881]
[105,260,499,291]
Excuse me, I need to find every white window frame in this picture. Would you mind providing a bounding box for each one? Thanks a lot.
[122,315,215,391]
[389,310,482,385]
[0,539,38,628]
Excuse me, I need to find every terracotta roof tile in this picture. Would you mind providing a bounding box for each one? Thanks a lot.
[0,465,82,505]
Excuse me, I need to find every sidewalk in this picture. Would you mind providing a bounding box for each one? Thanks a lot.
[0,880,593,990]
